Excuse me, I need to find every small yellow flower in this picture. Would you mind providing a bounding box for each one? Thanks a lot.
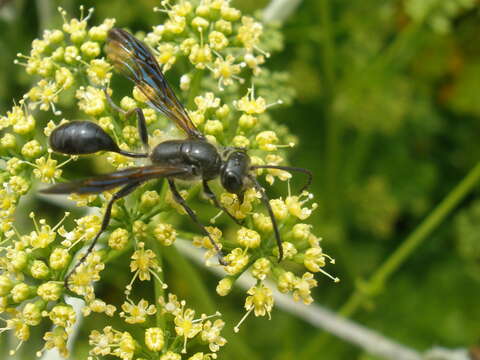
[108,228,129,250]
[49,304,76,328]
[49,247,71,271]
[0,275,13,296]
[189,44,212,69]
[204,120,224,135]
[30,260,50,279]
[40,327,69,358]
[216,277,233,296]
[269,198,289,220]
[140,190,160,209]
[237,16,263,50]
[130,243,159,281]
[12,114,35,134]
[224,248,249,275]
[37,281,62,301]
[175,308,203,353]
[21,140,43,158]
[145,327,165,352]
[234,283,274,333]
[277,270,296,293]
[256,130,279,151]
[22,302,43,326]
[120,299,156,324]
[236,227,261,249]
[286,192,318,220]
[80,41,101,58]
[32,156,62,183]
[251,258,271,280]
[76,86,106,116]
[161,351,182,360]
[8,176,29,195]
[154,223,177,246]
[201,319,227,352]
[55,67,74,90]
[245,283,274,317]
[157,43,178,72]
[293,272,317,305]
[1,133,16,148]
[209,31,228,50]
[87,59,112,85]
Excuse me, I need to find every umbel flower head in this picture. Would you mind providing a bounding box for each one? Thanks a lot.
[0,1,336,358]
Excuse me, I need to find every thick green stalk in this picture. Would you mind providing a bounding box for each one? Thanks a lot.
[341,161,480,316]
[319,0,338,207]
[300,161,480,359]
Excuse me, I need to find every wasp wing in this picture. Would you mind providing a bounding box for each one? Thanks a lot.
[40,165,190,195]
[105,28,204,140]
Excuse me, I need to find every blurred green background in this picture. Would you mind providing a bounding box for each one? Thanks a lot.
[1,0,480,359]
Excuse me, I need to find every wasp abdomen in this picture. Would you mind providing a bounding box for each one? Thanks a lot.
[50,121,120,155]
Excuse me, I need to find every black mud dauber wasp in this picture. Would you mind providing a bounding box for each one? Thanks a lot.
[42,28,312,288]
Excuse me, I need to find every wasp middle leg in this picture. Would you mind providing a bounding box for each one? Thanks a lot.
[168,179,227,265]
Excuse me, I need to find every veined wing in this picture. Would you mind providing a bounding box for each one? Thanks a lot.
[41,165,190,195]
[105,28,204,140]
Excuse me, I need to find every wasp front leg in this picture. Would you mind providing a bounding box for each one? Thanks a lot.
[202,180,244,226]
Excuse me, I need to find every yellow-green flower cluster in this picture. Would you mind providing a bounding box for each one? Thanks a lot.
[0,212,105,358]
[147,0,269,89]
[89,294,226,359]
[0,1,335,358]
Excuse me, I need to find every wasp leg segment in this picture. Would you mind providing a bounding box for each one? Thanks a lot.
[64,180,142,290]
[168,179,227,266]
[202,180,244,226]
[104,88,149,153]
[248,175,284,262]
[250,165,313,193]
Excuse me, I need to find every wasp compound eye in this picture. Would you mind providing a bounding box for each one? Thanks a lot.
[50,121,121,155]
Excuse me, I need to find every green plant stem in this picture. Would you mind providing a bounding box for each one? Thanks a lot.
[300,161,480,359]
[319,0,339,218]
[152,241,166,330]
[341,162,480,315]
[187,69,203,109]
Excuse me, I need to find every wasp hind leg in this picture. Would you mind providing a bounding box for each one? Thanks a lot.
[64,180,142,290]
[168,179,227,266]
[104,88,149,153]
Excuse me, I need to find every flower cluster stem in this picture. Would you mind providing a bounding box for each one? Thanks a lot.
[153,241,166,330]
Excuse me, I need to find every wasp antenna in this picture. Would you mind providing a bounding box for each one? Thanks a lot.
[248,175,283,262]
[250,165,313,193]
